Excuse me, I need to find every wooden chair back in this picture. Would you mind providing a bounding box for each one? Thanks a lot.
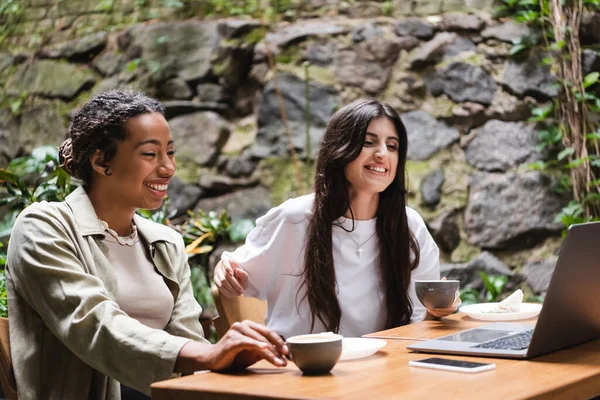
[0,317,17,399]
[210,286,267,340]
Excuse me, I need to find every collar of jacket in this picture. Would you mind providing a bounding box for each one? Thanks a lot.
[64,186,178,246]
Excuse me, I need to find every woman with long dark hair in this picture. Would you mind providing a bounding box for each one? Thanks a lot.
[6,90,287,400]
[214,99,458,337]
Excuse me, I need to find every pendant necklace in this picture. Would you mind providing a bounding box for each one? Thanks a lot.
[345,230,377,259]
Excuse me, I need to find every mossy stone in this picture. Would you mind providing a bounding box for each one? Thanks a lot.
[258,157,315,206]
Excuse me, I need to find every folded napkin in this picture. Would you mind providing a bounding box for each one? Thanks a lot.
[488,289,523,313]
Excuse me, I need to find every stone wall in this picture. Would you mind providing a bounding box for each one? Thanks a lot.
[3,0,501,50]
[4,0,179,50]
[2,5,597,298]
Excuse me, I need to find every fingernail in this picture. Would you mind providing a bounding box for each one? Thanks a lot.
[276,357,285,366]
[283,344,289,353]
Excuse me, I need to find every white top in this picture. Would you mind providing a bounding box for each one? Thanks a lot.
[222,194,440,338]
[101,236,174,329]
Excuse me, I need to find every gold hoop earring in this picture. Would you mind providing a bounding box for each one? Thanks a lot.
[104,166,112,176]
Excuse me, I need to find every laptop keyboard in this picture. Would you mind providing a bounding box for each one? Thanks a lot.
[471,329,534,350]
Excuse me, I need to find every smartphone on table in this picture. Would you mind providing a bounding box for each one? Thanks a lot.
[409,357,496,373]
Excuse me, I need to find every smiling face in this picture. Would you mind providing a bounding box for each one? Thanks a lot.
[344,117,400,196]
[97,112,176,211]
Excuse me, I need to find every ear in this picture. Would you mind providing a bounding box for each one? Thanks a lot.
[89,149,109,176]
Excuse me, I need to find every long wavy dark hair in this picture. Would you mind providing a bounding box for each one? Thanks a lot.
[301,98,420,333]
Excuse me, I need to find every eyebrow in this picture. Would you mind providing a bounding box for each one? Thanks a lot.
[365,132,399,142]
[134,139,174,149]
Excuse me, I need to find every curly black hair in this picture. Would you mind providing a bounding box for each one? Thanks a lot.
[58,90,164,184]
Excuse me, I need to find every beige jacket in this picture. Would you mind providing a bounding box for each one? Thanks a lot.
[6,186,209,400]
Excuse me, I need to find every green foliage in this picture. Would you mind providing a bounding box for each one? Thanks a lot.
[0,0,23,47]
[0,269,6,319]
[0,145,79,239]
[176,209,254,318]
[0,244,7,318]
[495,0,549,56]
[200,0,293,19]
[3,91,29,116]
[180,209,254,256]
[202,0,260,17]
[96,0,114,12]
[137,197,175,225]
[227,219,255,243]
[553,200,599,235]
[160,0,185,8]
[508,0,600,229]
[190,266,214,309]
[381,0,393,16]
[459,272,509,306]
[181,210,233,255]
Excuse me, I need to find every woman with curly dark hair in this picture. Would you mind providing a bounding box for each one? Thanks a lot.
[214,99,459,338]
[6,90,287,400]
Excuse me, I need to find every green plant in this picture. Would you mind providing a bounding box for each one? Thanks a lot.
[381,0,393,16]
[0,145,79,239]
[177,209,254,318]
[509,0,600,230]
[0,269,6,319]
[181,209,254,261]
[0,0,24,48]
[459,272,509,306]
[4,91,28,116]
[137,197,175,225]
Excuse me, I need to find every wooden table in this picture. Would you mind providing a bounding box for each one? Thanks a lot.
[151,314,600,400]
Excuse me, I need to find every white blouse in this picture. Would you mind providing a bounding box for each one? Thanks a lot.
[222,194,440,338]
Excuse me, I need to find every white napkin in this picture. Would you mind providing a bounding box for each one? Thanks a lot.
[489,289,523,313]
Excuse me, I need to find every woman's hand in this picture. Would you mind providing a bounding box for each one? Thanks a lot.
[209,321,288,371]
[175,320,288,373]
[214,259,248,298]
[426,296,462,319]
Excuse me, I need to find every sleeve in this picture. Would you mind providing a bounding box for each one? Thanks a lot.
[164,239,210,344]
[7,206,191,394]
[406,208,441,323]
[221,205,293,300]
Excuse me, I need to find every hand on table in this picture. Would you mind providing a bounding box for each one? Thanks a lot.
[209,320,288,371]
[176,320,288,373]
[214,258,248,298]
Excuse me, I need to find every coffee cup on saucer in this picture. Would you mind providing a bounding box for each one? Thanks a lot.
[285,332,343,375]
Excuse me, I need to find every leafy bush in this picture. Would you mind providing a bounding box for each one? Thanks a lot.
[0,145,78,240]
[177,210,254,302]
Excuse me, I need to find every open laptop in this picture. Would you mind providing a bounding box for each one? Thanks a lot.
[407,221,600,359]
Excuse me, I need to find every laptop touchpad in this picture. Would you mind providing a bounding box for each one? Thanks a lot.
[437,329,514,343]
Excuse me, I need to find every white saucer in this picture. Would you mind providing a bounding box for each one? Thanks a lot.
[460,302,543,321]
[339,338,387,361]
